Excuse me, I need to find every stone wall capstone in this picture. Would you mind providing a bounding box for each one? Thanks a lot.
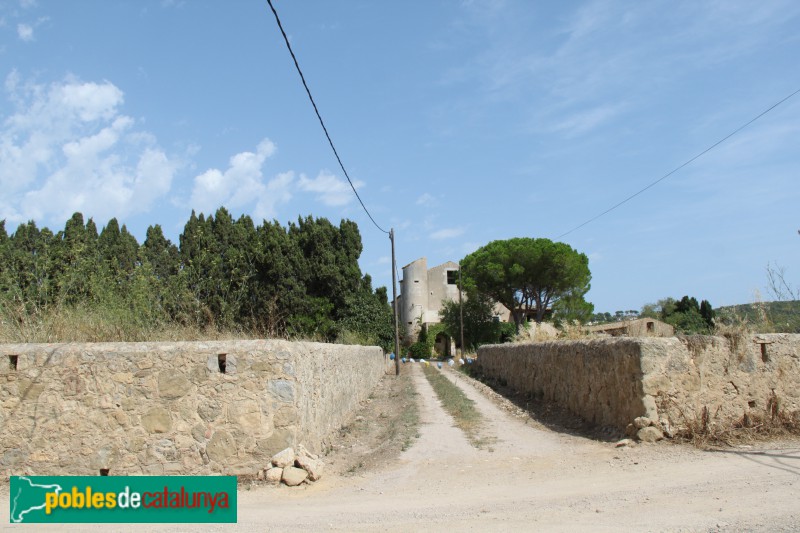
[0,340,386,477]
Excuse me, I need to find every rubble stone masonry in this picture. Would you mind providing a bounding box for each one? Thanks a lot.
[0,340,385,476]
[476,334,800,431]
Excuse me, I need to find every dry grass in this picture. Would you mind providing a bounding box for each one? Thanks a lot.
[557,320,594,340]
[0,301,270,344]
[421,364,486,447]
[667,394,800,448]
[513,321,560,342]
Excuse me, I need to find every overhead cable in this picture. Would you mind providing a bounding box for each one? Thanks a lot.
[265,0,390,235]
[558,87,800,239]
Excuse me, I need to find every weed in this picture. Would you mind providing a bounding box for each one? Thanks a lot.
[665,393,800,447]
[421,364,485,447]
[346,461,365,474]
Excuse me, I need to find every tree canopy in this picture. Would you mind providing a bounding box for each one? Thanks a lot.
[460,237,591,328]
[639,295,715,334]
[0,209,394,350]
[438,290,515,352]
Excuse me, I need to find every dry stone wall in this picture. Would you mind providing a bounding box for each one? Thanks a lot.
[646,334,800,429]
[476,334,800,433]
[0,340,386,477]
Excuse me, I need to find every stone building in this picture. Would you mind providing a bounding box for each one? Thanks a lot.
[395,257,511,355]
[586,317,674,337]
[396,258,460,348]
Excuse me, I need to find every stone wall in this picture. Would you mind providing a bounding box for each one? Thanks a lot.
[0,340,386,477]
[646,334,800,429]
[476,334,800,432]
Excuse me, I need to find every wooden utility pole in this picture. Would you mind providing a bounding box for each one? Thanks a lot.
[390,229,400,376]
[459,266,465,358]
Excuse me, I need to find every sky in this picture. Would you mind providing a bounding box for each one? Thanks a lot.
[1,0,799,314]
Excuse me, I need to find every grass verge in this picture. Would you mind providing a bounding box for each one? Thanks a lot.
[421,364,487,448]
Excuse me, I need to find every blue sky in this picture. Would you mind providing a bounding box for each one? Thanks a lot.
[1,0,799,313]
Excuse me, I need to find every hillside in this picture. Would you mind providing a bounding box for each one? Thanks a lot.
[715,300,800,333]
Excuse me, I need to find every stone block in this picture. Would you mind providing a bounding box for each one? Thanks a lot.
[206,430,235,463]
[229,399,263,433]
[295,455,323,481]
[265,467,283,483]
[636,426,664,443]
[271,447,295,468]
[273,406,297,428]
[282,466,307,486]
[268,380,295,403]
[17,379,45,401]
[158,370,193,399]
[141,407,172,433]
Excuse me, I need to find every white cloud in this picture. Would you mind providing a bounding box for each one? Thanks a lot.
[188,143,373,221]
[430,227,464,240]
[20,0,38,8]
[298,170,362,206]
[256,171,294,221]
[0,74,177,226]
[189,139,285,218]
[416,192,437,207]
[17,23,33,41]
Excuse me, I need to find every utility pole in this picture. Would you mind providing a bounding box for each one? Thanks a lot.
[458,265,465,359]
[390,229,400,376]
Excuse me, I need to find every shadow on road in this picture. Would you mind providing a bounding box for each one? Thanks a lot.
[706,447,800,477]
[457,366,625,443]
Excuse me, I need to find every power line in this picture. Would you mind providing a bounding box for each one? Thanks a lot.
[558,87,800,239]
[265,0,389,235]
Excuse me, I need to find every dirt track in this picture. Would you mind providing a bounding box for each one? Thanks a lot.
[3,364,799,532]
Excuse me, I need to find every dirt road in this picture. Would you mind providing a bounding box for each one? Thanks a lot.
[4,364,799,532]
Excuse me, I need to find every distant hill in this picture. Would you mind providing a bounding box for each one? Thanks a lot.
[715,300,800,333]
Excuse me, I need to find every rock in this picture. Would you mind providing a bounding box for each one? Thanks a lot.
[268,380,295,403]
[271,447,295,468]
[625,424,637,437]
[642,394,659,420]
[261,428,295,453]
[282,466,308,486]
[157,370,193,399]
[296,443,318,460]
[273,406,297,428]
[206,430,236,462]
[295,455,324,481]
[265,467,283,484]
[660,418,673,438]
[637,426,664,443]
[141,407,172,433]
[256,469,265,481]
[615,439,634,448]
[633,416,652,429]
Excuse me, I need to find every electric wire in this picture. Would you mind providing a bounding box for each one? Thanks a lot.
[557,87,800,239]
[265,0,390,235]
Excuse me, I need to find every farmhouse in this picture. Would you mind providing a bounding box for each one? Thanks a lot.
[395,258,511,352]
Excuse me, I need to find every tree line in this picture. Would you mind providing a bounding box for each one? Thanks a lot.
[0,208,393,350]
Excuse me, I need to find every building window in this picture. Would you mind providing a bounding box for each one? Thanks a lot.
[447,270,458,285]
